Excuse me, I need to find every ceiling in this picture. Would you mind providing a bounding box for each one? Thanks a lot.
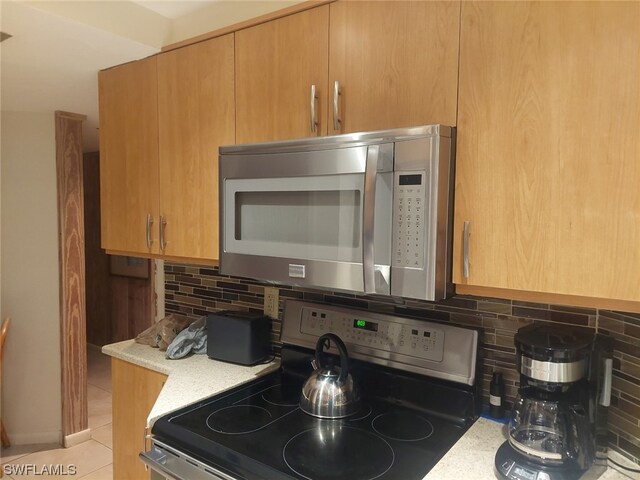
[0,0,298,152]
[132,1,219,19]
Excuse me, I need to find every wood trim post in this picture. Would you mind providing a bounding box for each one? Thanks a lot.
[55,111,89,443]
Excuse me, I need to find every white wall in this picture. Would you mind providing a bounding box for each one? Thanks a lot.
[169,1,302,44]
[24,0,171,49]
[25,0,305,50]
[1,111,62,444]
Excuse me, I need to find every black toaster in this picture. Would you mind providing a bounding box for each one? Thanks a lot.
[206,311,272,365]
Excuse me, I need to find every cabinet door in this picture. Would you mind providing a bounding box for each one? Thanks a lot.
[328,1,459,134]
[99,57,160,255]
[112,358,166,480]
[157,34,235,261]
[454,2,640,302]
[236,6,329,143]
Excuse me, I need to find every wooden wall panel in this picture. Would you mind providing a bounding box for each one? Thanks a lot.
[109,276,154,342]
[55,111,88,438]
[83,152,111,346]
[84,151,155,346]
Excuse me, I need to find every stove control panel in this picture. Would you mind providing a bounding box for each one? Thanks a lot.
[300,306,444,362]
[283,300,479,385]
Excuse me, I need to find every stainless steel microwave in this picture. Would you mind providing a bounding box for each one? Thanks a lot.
[219,125,455,301]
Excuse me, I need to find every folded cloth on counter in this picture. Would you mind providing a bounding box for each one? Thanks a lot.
[165,316,207,359]
[135,313,192,351]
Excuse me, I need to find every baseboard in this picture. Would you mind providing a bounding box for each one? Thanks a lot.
[63,428,91,448]
[9,430,61,446]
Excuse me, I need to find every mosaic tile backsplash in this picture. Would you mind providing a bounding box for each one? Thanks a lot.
[165,262,640,466]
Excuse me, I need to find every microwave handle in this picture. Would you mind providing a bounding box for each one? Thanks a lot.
[363,145,379,293]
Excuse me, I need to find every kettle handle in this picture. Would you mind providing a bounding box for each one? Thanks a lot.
[315,333,350,383]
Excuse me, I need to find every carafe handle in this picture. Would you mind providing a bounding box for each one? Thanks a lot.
[569,404,593,468]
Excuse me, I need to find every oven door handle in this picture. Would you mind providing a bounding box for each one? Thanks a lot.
[140,443,236,480]
[363,145,379,294]
[140,449,184,480]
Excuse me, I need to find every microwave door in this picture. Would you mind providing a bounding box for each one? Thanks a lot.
[220,146,370,293]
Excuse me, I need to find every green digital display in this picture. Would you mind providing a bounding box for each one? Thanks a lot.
[353,319,378,332]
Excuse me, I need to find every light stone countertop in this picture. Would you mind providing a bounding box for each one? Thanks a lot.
[103,340,635,480]
[425,417,632,480]
[102,339,280,425]
[424,417,509,479]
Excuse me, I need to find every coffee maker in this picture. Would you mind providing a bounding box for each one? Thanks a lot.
[495,323,613,480]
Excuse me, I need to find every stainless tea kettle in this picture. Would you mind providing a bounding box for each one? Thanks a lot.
[300,333,361,419]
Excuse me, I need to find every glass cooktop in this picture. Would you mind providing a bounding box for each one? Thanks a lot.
[152,369,471,480]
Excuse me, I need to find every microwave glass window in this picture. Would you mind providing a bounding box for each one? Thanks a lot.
[225,174,366,263]
[234,190,361,253]
[235,190,361,246]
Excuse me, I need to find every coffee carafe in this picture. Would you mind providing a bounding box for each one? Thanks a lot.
[495,323,612,480]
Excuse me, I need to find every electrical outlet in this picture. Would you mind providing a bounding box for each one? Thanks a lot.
[264,287,279,319]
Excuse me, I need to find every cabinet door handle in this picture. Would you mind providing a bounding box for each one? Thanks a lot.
[146,214,154,249]
[159,216,167,252]
[463,221,471,278]
[333,80,341,131]
[310,84,318,133]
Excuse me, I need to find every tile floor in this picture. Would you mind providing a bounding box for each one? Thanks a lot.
[1,346,113,479]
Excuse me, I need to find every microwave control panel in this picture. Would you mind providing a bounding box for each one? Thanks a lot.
[393,172,426,269]
[299,306,444,363]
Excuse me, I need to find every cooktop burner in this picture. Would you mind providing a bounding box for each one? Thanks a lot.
[372,412,434,441]
[262,384,302,407]
[346,403,373,422]
[206,405,273,434]
[283,426,394,480]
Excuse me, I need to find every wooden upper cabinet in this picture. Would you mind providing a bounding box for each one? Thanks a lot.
[157,34,235,261]
[454,2,640,302]
[235,6,329,143]
[99,57,160,255]
[328,1,460,134]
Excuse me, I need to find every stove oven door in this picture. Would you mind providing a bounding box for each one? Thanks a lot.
[141,440,241,480]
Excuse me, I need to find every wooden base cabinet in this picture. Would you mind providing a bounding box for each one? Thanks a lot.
[454,1,640,305]
[112,358,166,480]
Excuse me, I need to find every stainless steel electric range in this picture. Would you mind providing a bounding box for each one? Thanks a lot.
[141,300,481,480]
